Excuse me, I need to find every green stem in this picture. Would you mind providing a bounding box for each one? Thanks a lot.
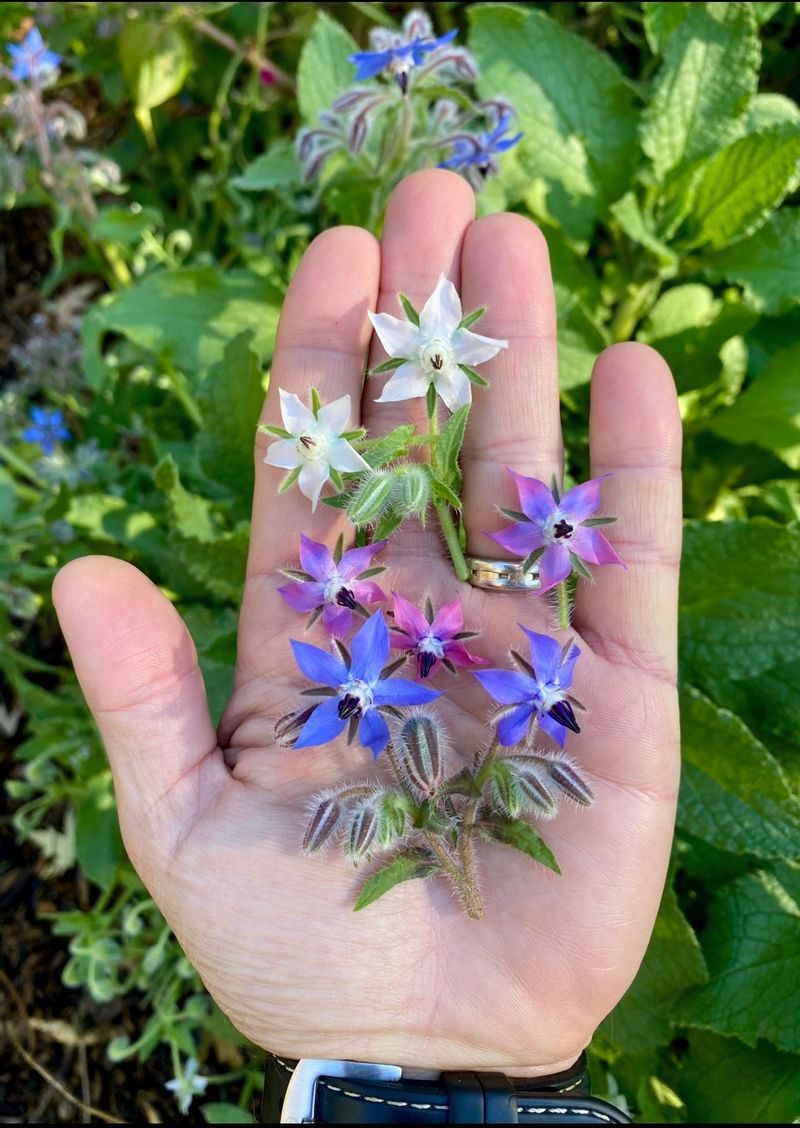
[557,581,570,630]
[0,442,47,489]
[423,830,483,920]
[435,501,469,582]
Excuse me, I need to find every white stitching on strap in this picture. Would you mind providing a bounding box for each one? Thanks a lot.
[518,1106,612,1122]
[317,1079,447,1110]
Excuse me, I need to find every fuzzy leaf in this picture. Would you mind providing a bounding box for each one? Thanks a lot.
[370,357,406,375]
[704,210,800,315]
[678,1031,800,1126]
[429,475,462,510]
[711,343,800,461]
[354,851,436,911]
[481,816,561,874]
[398,293,421,326]
[230,140,300,192]
[197,332,264,507]
[642,2,691,55]
[433,403,470,487]
[297,11,358,123]
[357,425,415,470]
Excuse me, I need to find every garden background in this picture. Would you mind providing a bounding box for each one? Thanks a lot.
[1,1,799,1122]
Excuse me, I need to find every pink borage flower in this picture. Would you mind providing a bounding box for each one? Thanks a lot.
[488,471,625,593]
[279,535,387,638]
[389,594,486,679]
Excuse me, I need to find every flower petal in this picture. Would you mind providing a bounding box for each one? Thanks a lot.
[339,540,386,579]
[298,461,330,512]
[558,640,581,690]
[474,668,535,705]
[322,604,354,639]
[391,593,428,643]
[497,704,534,747]
[299,534,335,581]
[279,388,315,435]
[453,326,508,366]
[560,475,611,522]
[317,394,353,436]
[509,470,557,525]
[264,438,300,470]
[372,677,441,706]
[430,598,463,640]
[419,274,462,338]
[539,711,568,748]
[368,311,421,359]
[349,610,389,683]
[328,437,370,473]
[537,544,571,592]
[519,629,563,685]
[374,363,431,404]
[443,640,487,667]
[486,522,542,558]
[348,48,394,80]
[278,582,324,613]
[290,639,348,688]
[293,698,347,749]
[434,366,472,412]
[353,580,386,605]
[358,708,391,759]
[570,526,625,568]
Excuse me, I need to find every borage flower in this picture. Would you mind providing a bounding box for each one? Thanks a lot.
[7,27,61,82]
[488,470,624,592]
[291,611,440,758]
[390,594,485,679]
[369,274,507,413]
[440,111,523,190]
[475,627,582,748]
[262,389,369,511]
[279,534,387,638]
[23,406,71,455]
[348,9,457,92]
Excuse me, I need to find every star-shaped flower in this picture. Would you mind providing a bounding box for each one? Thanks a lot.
[279,534,387,638]
[291,611,441,759]
[164,1057,208,1115]
[389,594,486,679]
[488,471,624,592]
[7,27,61,82]
[23,407,71,455]
[368,274,507,413]
[262,389,369,511]
[474,627,582,748]
[440,111,523,188]
[348,10,457,92]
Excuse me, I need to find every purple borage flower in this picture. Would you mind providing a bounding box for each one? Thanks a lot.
[475,628,582,748]
[348,9,457,92]
[390,594,486,680]
[291,611,441,759]
[488,470,624,593]
[7,27,61,82]
[279,535,387,639]
[440,112,523,185]
[23,407,71,455]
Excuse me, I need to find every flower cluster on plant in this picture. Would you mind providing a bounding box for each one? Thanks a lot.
[263,272,623,919]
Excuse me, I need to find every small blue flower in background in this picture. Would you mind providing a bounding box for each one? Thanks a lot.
[6,27,62,82]
[291,611,441,759]
[165,1056,208,1115]
[440,112,523,186]
[475,628,582,749]
[23,407,71,455]
[349,9,457,91]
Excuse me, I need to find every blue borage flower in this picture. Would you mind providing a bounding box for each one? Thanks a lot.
[474,628,582,748]
[440,111,523,188]
[23,407,71,455]
[6,27,61,82]
[349,9,457,92]
[291,611,441,758]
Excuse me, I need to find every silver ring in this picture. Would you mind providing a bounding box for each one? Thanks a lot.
[466,556,541,592]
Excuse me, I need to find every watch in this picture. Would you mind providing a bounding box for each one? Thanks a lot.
[261,1053,632,1124]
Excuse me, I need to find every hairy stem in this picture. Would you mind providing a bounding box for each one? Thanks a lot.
[557,581,570,630]
[435,502,470,582]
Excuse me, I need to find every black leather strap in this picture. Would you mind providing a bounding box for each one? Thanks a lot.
[261,1052,630,1124]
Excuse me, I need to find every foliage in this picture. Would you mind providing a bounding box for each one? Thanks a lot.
[1,1,799,1121]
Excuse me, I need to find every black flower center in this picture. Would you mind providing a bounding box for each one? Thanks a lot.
[418,651,437,679]
[299,435,316,450]
[335,586,356,609]
[547,699,580,734]
[553,519,574,540]
[431,353,444,371]
[338,693,362,720]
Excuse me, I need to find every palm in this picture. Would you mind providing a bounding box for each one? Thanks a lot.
[54,171,682,1076]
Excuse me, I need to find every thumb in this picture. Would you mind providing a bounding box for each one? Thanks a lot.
[52,555,227,870]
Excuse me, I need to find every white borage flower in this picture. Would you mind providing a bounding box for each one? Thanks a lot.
[262,389,369,511]
[164,1056,208,1115]
[368,274,508,413]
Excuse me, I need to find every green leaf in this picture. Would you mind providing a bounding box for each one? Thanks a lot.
[230,140,301,192]
[685,125,800,249]
[704,210,800,315]
[0,466,17,527]
[154,455,217,542]
[398,292,421,326]
[600,883,707,1053]
[458,307,486,330]
[680,520,800,685]
[297,11,358,123]
[610,192,677,262]
[678,870,800,1052]
[81,268,280,387]
[370,357,406,374]
[642,2,691,55]
[678,1031,800,1125]
[202,1104,255,1124]
[75,789,124,889]
[640,3,760,182]
[429,475,462,510]
[358,424,415,469]
[354,852,436,911]
[197,332,265,507]
[168,526,249,603]
[458,364,489,387]
[433,404,470,486]
[711,343,800,462]
[119,21,191,143]
[470,4,638,241]
[89,205,162,245]
[678,686,800,860]
[746,91,800,133]
[481,816,561,874]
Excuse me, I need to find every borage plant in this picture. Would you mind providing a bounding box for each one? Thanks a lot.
[261,272,625,920]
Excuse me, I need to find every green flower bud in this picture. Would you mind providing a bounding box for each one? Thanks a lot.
[397,713,444,795]
[393,465,431,518]
[348,471,395,526]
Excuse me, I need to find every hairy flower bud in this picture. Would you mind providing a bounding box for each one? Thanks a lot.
[346,802,380,861]
[488,761,523,817]
[348,471,395,526]
[507,758,558,818]
[393,465,431,518]
[546,756,594,806]
[397,713,444,795]
[378,791,409,845]
[302,796,342,852]
[274,705,317,747]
